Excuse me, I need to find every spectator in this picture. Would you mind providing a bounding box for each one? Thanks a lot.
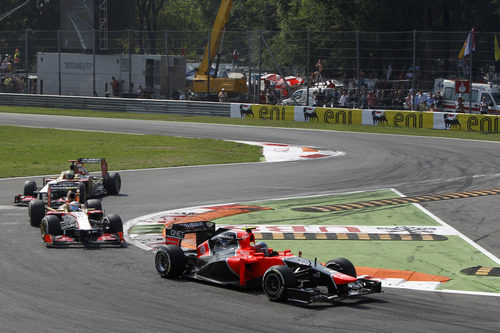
[339,90,349,107]
[456,95,465,113]
[480,96,489,114]
[111,76,119,97]
[359,90,367,109]
[367,91,377,109]
[218,88,229,102]
[404,92,413,110]
[426,93,435,110]
[435,91,443,109]
[232,49,239,70]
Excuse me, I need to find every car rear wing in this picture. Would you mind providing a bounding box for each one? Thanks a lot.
[47,182,81,207]
[163,220,217,247]
[72,158,108,178]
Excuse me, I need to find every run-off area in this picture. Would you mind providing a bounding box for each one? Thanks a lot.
[126,189,500,296]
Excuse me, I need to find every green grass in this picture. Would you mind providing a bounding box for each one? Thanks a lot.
[0,126,262,178]
[1,104,499,178]
[1,105,500,142]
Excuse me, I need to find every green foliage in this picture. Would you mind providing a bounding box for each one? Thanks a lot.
[2,0,500,33]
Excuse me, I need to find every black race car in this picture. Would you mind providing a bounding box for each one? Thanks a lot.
[155,221,382,304]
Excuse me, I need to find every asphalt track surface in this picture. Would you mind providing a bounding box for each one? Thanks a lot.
[1,113,499,332]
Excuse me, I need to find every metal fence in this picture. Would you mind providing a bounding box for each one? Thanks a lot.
[1,29,499,105]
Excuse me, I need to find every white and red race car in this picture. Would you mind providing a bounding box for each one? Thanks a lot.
[15,158,121,206]
[28,183,124,247]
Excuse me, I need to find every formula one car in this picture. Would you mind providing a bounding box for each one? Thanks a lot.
[154,221,381,304]
[28,183,124,247]
[14,158,121,206]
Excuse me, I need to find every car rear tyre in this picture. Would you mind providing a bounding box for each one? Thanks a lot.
[104,172,121,194]
[86,199,102,211]
[28,199,45,227]
[155,245,185,278]
[262,265,298,301]
[325,258,357,277]
[103,214,123,233]
[78,182,87,203]
[23,180,37,196]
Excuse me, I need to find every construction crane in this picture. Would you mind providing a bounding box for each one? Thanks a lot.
[191,0,247,100]
[0,0,32,23]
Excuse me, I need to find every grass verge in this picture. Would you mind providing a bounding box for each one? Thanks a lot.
[0,125,262,178]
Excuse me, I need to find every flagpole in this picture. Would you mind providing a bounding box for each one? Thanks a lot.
[469,45,472,113]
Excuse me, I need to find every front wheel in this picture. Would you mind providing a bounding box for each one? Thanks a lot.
[23,180,37,196]
[325,258,357,277]
[41,215,62,237]
[155,245,185,278]
[262,265,298,301]
[28,199,45,227]
[103,214,123,233]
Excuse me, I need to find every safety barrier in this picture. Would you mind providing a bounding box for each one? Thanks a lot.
[230,104,500,134]
[2,93,499,133]
[0,93,230,117]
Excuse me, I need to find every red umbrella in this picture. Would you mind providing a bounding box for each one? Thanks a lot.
[285,76,304,86]
[275,76,304,89]
[260,73,281,83]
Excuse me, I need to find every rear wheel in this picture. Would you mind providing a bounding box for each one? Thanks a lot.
[104,172,121,194]
[86,199,102,211]
[78,182,87,203]
[262,265,298,301]
[103,214,123,233]
[325,258,357,277]
[28,199,45,227]
[23,180,37,196]
[155,245,185,278]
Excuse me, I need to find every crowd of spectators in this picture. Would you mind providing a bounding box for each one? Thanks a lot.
[1,50,24,93]
[258,73,447,112]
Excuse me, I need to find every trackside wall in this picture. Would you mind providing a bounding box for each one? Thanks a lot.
[0,93,499,133]
[230,104,500,133]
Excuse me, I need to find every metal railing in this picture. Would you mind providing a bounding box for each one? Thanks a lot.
[0,93,230,117]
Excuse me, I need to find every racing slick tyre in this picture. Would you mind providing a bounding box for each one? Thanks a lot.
[23,180,37,196]
[28,199,45,228]
[86,199,103,219]
[262,265,298,301]
[41,215,62,238]
[78,182,87,204]
[155,245,186,278]
[86,199,102,211]
[325,258,357,277]
[104,172,121,195]
[103,214,123,233]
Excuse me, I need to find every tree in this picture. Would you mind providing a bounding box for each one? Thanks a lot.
[136,0,166,52]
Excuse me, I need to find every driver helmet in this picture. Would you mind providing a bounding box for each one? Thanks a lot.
[69,201,80,211]
[64,164,76,179]
[254,241,269,254]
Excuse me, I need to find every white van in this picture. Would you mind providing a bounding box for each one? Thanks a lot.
[434,79,500,114]
[281,87,336,106]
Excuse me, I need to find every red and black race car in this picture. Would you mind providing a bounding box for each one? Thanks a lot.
[14,158,121,206]
[154,221,382,304]
[28,183,124,247]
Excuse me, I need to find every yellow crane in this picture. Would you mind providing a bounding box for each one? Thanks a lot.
[191,0,247,100]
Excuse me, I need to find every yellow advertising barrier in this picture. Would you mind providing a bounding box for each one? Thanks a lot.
[230,104,500,134]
